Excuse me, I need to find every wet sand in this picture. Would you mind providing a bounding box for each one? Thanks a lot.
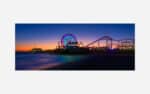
[46,54,134,70]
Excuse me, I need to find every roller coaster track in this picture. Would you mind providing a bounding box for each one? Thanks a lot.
[86,36,134,49]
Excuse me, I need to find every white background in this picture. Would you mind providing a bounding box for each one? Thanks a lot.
[0,0,150,94]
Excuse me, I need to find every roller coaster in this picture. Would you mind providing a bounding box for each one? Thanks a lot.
[86,36,134,49]
[57,34,134,50]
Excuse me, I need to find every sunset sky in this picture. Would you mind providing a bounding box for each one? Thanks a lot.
[16,24,134,51]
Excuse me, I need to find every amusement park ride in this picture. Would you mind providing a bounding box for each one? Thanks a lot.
[57,33,83,49]
[57,33,134,50]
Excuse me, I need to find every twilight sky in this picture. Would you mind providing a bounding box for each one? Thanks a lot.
[16,24,134,51]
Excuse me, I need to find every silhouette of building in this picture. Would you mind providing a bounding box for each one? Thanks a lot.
[32,48,43,53]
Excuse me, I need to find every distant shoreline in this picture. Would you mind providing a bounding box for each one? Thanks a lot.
[16,49,134,56]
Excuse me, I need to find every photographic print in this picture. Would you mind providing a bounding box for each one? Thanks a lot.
[15,23,135,70]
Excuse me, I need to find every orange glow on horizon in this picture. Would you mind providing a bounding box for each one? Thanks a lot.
[16,42,57,51]
[16,40,120,52]
[16,40,91,51]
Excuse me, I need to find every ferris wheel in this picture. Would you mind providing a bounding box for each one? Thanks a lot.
[61,33,78,47]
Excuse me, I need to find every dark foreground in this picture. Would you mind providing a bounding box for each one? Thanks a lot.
[16,50,134,70]
[46,55,134,70]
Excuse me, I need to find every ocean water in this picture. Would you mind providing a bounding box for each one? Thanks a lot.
[16,53,134,70]
[16,53,86,70]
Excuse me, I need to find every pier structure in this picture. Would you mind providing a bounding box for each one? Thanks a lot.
[57,34,134,50]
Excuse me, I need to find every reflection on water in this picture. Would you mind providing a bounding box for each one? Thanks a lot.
[16,53,86,70]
